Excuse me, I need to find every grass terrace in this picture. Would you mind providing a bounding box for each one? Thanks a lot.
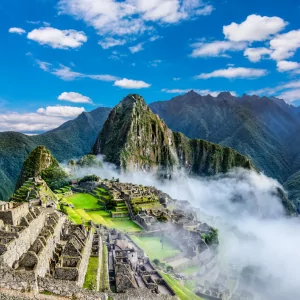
[160,273,204,300]
[83,257,98,290]
[62,193,142,232]
[130,235,180,261]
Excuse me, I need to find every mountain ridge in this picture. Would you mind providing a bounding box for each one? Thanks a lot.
[91,94,254,177]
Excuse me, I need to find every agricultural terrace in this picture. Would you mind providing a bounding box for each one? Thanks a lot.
[160,273,204,300]
[130,235,180,262]
[61,192,142,232]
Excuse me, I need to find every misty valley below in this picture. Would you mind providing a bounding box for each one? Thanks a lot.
[68,157,300,300]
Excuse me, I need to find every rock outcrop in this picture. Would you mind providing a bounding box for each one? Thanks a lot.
[92,94,254,177]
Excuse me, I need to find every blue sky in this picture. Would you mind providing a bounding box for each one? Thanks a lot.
[0,0,300,133]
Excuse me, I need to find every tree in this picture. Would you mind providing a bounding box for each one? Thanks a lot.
[153,259,160,265]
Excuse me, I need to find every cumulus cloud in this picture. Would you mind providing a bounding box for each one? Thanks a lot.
[276,60,300,72]
[270,30,300,61]
[58,92,93,104]
[36,105,85,117]
[223,14,287,42]
[244,47,272,62]
[8,27,26,35]
[195,67,268,79]
[190,40,246,57]
[98,37,126,49]
[114,78,151,89]
[0,106,85,133]
[57,0,213,38]
[129,43,144,53]
[161,88,237,97]
[27,27,87,49]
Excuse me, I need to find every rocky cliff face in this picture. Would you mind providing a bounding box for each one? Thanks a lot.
[16,146,68,191]
[92,94,254,177]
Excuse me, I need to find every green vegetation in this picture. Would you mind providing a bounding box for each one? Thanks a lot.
[130,235,180,261]
[76,154,103,168]
[100,245,109,292]
[180,266,201,276]
[201,228,218,245]
[83,257,99,290]
[0,107,111,201]
[62,193,141,232]
[79,174,100,183]
[65,193,101,210]
[160,272,204,300]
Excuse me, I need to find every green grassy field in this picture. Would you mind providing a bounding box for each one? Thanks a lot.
[180,265,202,275]
[160,273,204,300]
[130,235,180,261]
[65,193,101,209]
[83,257,98,290]
[63,193,142,232]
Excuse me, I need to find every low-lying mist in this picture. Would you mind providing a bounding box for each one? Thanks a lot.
[65,157,300,299]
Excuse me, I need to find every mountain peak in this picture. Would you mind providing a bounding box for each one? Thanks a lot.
[217,91,233,98]
[15,146,59,190]
[92,95,254,176]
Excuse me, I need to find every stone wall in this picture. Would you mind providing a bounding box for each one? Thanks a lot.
[0,265,37,292]
[0,211,46,267]
[0,203,29,226]
[77,228,93,287]
[38,276,107,299]
[33,214,65,277]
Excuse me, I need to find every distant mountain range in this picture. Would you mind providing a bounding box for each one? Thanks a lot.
[0,107,110,200]
[0,91,299,210]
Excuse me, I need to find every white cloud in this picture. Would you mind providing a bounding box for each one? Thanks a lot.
[149,59,162,67]
[27,20,41,25]
[223,14,287,42]
[36,60,52,71]
[8,27,26,35]
[190,40,246,57]
[58,0,213,38]
[0,106,85,133]
[27,27,87,49]
[58,92,93,103]
[173,77,181,81]
[98,37,126,49]
[249,80,300,104]
[161,88,237,97]
[196,67,268,79]
[129,43,144,53]
[277,60,300,72]
[244,47,272,62]
[114,78,151,89]
[277,89,300,103]
[36,61,119,82]
[270,30,300,61]
[149,35,161,42]
[36,105,85,117]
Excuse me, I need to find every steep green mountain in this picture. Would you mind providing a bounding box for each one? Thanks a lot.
[150,91,300,206]
[0,107,110,200]
[91,94,253,176]
[283,171,300,210]
[16,145,68,191]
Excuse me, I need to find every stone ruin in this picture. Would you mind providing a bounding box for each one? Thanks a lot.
[105,229,176,297]
[0,200,178,300]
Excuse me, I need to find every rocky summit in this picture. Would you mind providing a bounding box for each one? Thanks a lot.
[92,94,253,177]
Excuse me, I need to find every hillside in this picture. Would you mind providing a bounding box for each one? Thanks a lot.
[150,91,300,207]
[91,94,253,176]
[0,107,111,200]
